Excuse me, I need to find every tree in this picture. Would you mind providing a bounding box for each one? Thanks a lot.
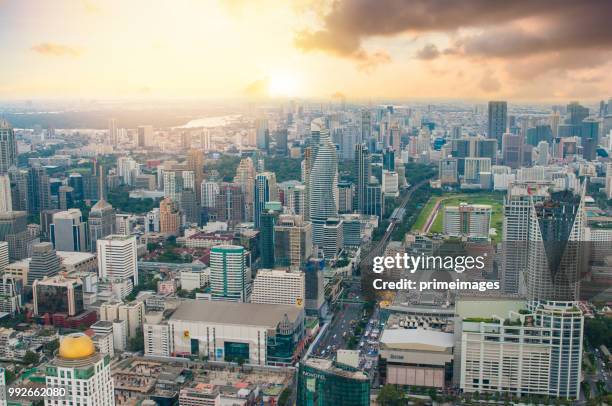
[128,328,145,352]
[23,350,39,365]
[377,384,405,406]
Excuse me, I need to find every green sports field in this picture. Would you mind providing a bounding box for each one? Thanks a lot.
[412,192,504,242]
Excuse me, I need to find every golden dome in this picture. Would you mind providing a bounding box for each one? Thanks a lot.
[58,333,96,360]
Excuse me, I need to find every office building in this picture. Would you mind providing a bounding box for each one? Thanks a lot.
[459,301,583,399]
[382,170,399,197]
[45,333,115,405]
[254,172,278,227]
[159,197,181,236]
[51,209,88,252]
[88,199,116,251]
[488,101,508,144]
[161,300,304,366]
[255,117,269,151]
[275,128,288,155]
[0,120,17,175]
[439,157,458,185]
[0,241,7,272]
[526,187,586,302]
[297,358,370,406]
[58,186,75,210]
[274,214,312,268]
[33,276,84,317]
[117,156,140,185]
[187,149,205,205]
[28,242,61,285]
[99,301,143,338]
[259,209,277,268]
[501,183,550,294]
[0,211,31,261]
[309,124,339,246]
[201,181,220,208]
[97,234,138,286]
[27,166,51,215]
[137,124,153,147]
[0,175,11,212]
[251,269,305,306]
[354,143,371,214]
[443,203,492,239]
[463,157,491,184]
[0,274,22,315]
[214,183,245,227]
[322,218,343,260]
[502,133,524,169]
[8,168,28,212]
[364,181,383,219]
[209,245,249,302]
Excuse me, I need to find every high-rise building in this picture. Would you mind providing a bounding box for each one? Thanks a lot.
[487,101,508,144]
[580,118,599,161]
[439,157,458,185]
[364,181,382,219]
[459,301,583,399]
[354,143,371,214]
[443,203,492,239]
[209,245,249,302]
[322,217,343,261]
[297,358,370,406]
[566,101,589,126]
[0,120,17,175]
[215,183,244,228]
[0,175,11,212]
[45,333,115,405]
[337,182,353,213]
[108,118,118,146]
[259,209,277,269]
[275,128,288,156]
[501,183,550,294]
[255,117,269,151]
[234,157,256,218]
[27,242,61,285]
[526,187,586,302]
[58,186,75,210]
[274,214,312,269]
[33,276,84,316]
[159,197,181,236]
[309,124,339,246]
[88,199,116,251]
[502,133,524,169]
[27,166,51,215]
[137,125,153,147]
[201,181,220,208]
[254,172,277,227]
[0,211,31,261]
[186,149,205,205]
[97,235,138,287]
[8,168,28,212]
[463,157,491,184]
[116,156,140,185]
[251,269,305,306]
[51,209,88,252]
[0,242,8,272]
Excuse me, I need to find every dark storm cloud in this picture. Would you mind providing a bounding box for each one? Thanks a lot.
[296,0,612,71]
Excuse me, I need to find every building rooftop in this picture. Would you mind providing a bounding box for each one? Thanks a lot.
[170,300,302,328]
[380,328,454,351]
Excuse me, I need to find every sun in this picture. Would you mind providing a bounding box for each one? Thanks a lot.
[268,72,299,97]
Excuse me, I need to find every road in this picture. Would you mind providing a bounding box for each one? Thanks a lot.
[358,178,431,271]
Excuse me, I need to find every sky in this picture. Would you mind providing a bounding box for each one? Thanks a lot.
[1,0,611,102]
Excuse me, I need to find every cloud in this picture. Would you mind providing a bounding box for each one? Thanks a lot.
[31,42,81,57]
[479,70,501,93]
[415,44,440,60]
[244,77,270,97]
[296,0,612,76]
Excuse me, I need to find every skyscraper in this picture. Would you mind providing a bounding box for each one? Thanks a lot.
[275,128,288,156]
[526,187,586,302]
[487,101,508,145]
[0,120,17,175]
[88,199,116,251]
[0,211,31,261]
[27,242,60,285]
[274,214,312,269]
[215,183,245,227]
[108,118,118,146]
[309,123,338,246]
[209,245,249,302]
[0,175,11,212]
[259,209,277,269]
[255,117,269,151]
[234,157,256,220]
[27,166,51,215]
[51,209,88,252]
[159,197,181,236]
[354,143,371,214]
[186,149,205,205]
[254,172,277,227]
[502,132,524,169]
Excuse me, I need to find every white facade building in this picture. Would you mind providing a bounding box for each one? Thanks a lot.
[251,269,305,306]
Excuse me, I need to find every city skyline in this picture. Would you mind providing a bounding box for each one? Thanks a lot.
[1,0,611,101]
